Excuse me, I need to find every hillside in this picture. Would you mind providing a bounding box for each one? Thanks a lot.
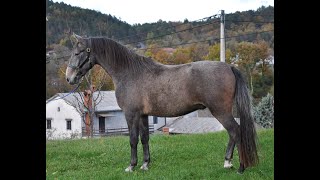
[46,1,274,100]
[46,0,134,46]
[46,129,274,179]
[46,1,273,48]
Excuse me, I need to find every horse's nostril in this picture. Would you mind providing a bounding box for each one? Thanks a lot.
[66,78,69,82]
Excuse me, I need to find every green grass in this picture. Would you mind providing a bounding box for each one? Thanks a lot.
[46,129,273,179]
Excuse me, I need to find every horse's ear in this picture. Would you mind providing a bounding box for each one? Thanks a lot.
[70,33,84,44]
[73,33,84,41]
[70,33,78,44]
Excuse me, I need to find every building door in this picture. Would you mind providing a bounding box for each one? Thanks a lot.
[99,117,105,133]
[153,116,158,124]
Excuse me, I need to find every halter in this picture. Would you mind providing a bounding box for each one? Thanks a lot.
[68,48,93,69]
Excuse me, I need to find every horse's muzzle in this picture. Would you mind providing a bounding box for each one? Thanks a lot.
[65,67,78,85]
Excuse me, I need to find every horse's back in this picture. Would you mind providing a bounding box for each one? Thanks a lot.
[189,61,235,89]
[189,61,236,106]
[191,60,233,75]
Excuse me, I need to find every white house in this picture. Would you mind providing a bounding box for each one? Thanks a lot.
[46,91,167,140]
[46,97,82,140]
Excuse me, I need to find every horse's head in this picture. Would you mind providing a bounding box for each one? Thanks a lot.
[66,33,95,85]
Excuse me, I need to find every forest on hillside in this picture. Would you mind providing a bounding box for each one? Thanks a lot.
[46,0,274,102]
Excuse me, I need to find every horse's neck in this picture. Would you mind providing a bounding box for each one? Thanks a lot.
[97,58,123,84]
[94,41,161,86]
[96,55,139,85]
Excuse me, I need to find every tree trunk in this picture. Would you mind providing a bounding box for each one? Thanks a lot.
[85,112,91,137]
[90,111,94,138]
[250,71,253,95]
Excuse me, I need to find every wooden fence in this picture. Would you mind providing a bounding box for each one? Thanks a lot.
[82,125,154,137]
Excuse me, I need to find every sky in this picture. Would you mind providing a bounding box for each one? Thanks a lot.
[51,0,274,25]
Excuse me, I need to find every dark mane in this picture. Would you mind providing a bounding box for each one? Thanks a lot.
[88,37,158,73]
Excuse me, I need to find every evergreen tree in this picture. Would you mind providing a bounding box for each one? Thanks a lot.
[253,93,274,128]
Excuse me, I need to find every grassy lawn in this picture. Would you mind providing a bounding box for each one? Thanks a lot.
[46,129,273,179]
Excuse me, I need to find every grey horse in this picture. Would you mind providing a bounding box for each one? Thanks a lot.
[65,34,258,174]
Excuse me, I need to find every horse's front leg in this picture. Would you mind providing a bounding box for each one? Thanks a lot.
[124,111,140,172]
[139,115,150,170]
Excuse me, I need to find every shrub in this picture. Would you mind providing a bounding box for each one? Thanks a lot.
[253,93,274,128]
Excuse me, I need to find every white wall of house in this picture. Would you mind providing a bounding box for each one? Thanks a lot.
[91,111,127,130]
[148,116,166,130]
[90,111,167,132]
[46,99,82,140]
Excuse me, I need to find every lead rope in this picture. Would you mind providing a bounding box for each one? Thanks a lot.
[46,80,82,103]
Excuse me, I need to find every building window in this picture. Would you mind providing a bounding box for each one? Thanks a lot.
[57,107,60,112]
[46,119,52,129]
[153,116,158,124]
[66,119,72,130]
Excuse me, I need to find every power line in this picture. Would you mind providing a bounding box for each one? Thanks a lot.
[223,29,273,40]
[225,20,274,23]
[250,14,274,17]
[116,12,272,42]
[124,19,220,45]
[121,14,272,45]
[115,14,220,41]
[225,13,274,17]
[138,30,274,50]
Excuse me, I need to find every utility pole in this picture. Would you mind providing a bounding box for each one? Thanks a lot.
[220,10,225,63]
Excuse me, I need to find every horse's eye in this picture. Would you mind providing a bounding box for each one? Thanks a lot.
[78,42,84,48]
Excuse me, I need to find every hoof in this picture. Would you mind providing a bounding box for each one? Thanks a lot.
[140,163,149,171]
[237,171,244,174]
[125,166,134,172]
[237,164,245,174]
[224,160,233,169]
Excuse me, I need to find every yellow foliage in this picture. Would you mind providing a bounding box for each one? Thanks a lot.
[203,43,232,63]
[154,49,170,64]
[172,47,192,64]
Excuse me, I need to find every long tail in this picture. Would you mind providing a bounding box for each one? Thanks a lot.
[231,66,258,167]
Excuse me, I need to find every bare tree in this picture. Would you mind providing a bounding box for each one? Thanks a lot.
[65,69,107,138]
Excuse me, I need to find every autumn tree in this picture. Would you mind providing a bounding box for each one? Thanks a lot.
[188,44,209,62]
[202,43,233,63]
[172,47,192,64]
[235,41,271,97]
[154,49,171,64]
[144,44,173,64]
[144,44,160,58]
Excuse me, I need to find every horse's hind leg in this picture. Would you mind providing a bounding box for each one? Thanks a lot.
[124,111,140,172]
[139,115,150,170]
[224,135,236,168]
[211,112,240,170]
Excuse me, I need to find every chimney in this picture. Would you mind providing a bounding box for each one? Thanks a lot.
[162,127,169,135]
